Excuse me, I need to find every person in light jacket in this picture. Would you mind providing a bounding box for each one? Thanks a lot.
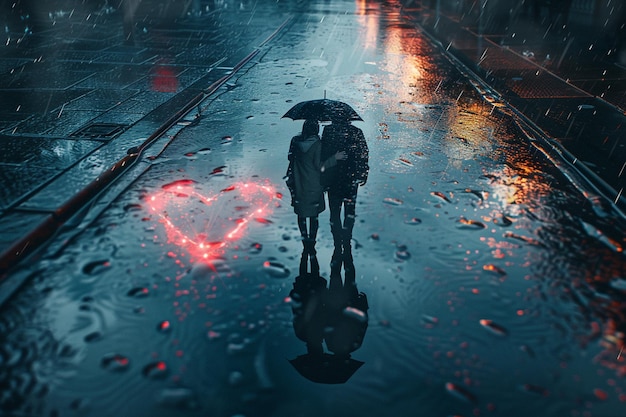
[287,119,345,260]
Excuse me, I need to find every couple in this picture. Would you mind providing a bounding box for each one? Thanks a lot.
[286,117,369,270]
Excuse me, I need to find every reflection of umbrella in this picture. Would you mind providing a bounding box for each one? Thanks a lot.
[282,99,362,122]
[289,353,364,384]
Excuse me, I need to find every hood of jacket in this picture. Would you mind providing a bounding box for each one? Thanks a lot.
[295,134,319,153]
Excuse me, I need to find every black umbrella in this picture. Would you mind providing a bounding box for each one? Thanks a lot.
[282,99,363,122]
[289,353,364,384]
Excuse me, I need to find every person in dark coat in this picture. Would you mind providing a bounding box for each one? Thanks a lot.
[320,118,369,263]
[287,119,345,259]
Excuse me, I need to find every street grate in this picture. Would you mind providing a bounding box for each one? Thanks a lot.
[501,71,588,99]
[70,123,127,140]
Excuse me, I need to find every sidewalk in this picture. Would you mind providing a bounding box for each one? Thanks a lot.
[410,2,626,214]
[0,1,291,277]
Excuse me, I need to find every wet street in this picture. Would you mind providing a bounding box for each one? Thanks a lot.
[1,1,626,417]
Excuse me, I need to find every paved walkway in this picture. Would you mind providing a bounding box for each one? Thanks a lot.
[1,0,624,278]
[411,2,626,214]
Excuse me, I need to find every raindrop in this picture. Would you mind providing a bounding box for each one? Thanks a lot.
[127,287,149,298]
[430,191,452,203]
[82,259,110,275]
[479,319,508,336]
[123,203,142,212]
[58,344,77,358]
[249,242,262,254]
[404,217,422,225]
[142,361,169,379]
[464,188,485,200]
[262,261,290,278]
[421,315,439,326]
[209,165,226,175]
[483,264,506,275]
[156,387,198,409]
[100,353,130,372]
[157,321,171,333]
[504,232,543,247]
[398,158,413,166]
[457,217,486,229]
[197,148,211,155]
[445,382,476,403]
[494,214,513,226]
[593,388,608,401]
[394,245,411,261]
[84,332,102,343]
[162,179,196,191]
[383,197,403,206]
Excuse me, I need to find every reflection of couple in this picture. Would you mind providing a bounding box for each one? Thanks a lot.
[288,256,369,384]
[286,117,369,263]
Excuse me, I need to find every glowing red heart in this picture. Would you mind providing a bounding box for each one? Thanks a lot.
[145,180,280,264]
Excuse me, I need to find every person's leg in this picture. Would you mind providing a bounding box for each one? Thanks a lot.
[298,215,319,258]
[306,216,319,268]
[328,191,343,262]
[297,215,309,273]
[342,187,358,258]
[297,216,308,240]
[309,216,319,241]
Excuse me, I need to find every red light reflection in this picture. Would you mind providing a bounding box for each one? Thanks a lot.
[145,180,279,264]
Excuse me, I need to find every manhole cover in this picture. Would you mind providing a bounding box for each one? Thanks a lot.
[71,123,127,140]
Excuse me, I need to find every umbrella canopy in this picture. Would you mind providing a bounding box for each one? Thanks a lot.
[282,99,362,122]
[289,353,364,384]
